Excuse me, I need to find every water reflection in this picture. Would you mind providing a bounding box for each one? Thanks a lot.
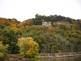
[40,56,81,61]
[8,56,81,61]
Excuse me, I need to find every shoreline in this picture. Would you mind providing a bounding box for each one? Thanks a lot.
[40,52,81,58]
[7,53,81,61]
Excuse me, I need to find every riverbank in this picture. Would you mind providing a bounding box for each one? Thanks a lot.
[40,52,81,58]
[4,52,81,61]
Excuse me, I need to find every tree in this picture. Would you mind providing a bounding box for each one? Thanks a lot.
[18,37,39,58]
[0,41,7,61]
[32,14,43,25]
[0,27,19,54]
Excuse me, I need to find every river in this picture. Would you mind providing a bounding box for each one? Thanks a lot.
[40,56,81,61]
[7,54,81,61]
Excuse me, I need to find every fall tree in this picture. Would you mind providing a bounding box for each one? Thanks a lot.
[0,41,7,61]
[18,37,39,58]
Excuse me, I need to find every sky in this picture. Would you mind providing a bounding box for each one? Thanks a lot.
[0,0,81,21]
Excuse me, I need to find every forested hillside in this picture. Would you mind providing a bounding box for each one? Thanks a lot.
[0,14,81,54]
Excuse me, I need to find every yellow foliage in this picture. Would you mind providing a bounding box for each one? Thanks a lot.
[0,41,7,58]
[18,37,39,57]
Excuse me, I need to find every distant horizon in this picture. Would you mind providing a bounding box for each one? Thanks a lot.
[0,0,81,21]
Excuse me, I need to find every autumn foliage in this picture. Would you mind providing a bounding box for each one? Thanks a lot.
[0,14,81,60]
[18,37,39,58]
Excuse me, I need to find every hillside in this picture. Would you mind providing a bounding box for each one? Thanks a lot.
[0,14,81,53]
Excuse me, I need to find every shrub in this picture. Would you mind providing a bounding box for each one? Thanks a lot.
[18,37,39,61]
[0,41,7,61]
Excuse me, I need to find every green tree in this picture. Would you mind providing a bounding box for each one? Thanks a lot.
[0,26,19,54]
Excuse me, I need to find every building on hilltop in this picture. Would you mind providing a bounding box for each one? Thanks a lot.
[42,20,51,27]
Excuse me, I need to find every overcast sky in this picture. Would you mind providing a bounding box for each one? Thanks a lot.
[0,0,81,21]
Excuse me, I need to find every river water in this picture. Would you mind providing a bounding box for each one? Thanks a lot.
[40,56,81,61]
[7,54,81,61]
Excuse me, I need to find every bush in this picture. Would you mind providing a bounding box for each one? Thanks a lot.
[18,37,39,60]
[0,41,7,61]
